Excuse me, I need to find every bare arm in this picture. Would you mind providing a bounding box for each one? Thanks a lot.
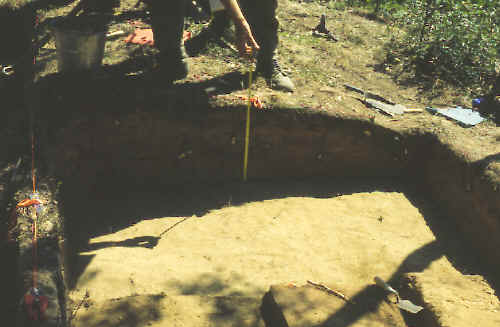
[219,0,260,57]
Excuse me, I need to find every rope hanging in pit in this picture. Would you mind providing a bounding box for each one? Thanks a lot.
[9,156,48,321]
[12,125,49,321]
[8,14,50,322]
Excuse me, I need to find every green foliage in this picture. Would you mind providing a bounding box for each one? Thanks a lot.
[340,0,500,94]
[394,0,499,92]
[0,0,24,10]
[340,0,406,16]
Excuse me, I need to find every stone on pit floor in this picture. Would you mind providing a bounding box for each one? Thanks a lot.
[261,283,406,327]
[404,271,500,327]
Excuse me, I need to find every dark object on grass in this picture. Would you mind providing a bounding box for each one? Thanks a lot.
[312,14,337,42]
[472,97,484,108]
[474,95,500,124]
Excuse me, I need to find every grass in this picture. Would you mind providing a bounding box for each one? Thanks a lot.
[30,0,498,125]
[0,0,25,9]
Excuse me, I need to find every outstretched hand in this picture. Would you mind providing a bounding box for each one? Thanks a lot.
[235,21,260,58]
[219,0,260,58]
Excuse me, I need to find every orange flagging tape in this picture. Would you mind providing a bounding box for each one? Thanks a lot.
[124,29,192,46]
[17,198,42,208]
[32,133,36,193]
[7,198,43,240]
[238,96,263,109]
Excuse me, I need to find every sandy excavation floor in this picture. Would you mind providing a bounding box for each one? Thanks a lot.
[64,179,498,327]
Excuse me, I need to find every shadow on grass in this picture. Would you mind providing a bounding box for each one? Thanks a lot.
[370,58,444,100]
[351,9,391,25]
[35,57,248,128]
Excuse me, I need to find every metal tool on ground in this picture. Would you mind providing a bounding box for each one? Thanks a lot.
[343,84,422,116]
[374,276,423,314]
[364,98,405,116]
[106,30,126,39]
[344,84,395,105]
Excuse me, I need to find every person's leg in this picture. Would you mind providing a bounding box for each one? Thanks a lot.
[238,0,278,62]
[241,0,294,92]
[149,0,188,83]
[185,10,231,56]
[186,0,294,92]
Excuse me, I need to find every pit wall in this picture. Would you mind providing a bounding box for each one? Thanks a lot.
[419,142,500,268]
[44,106,500,276]
[47,109,412,186]
[9,178,65,327]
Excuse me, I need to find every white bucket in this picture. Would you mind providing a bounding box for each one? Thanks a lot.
[51,16,107,73]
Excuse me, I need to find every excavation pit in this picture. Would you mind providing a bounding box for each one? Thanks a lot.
[8,73,493,327]
[2,1,499,324]
[1,67,499,326]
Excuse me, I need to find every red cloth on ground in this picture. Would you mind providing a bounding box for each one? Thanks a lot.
[124,29,191,46]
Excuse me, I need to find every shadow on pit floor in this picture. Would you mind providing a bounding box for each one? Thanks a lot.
[59,177,499,327]
[69,274,266,327]
[62,231,470,327]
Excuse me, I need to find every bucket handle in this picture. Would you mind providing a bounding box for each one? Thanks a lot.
[1,65,15,77]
